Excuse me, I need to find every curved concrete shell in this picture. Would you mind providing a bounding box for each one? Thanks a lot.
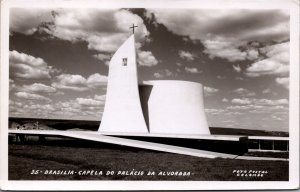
[139,80,210,135]
[99,34,210,136]
[99,35,148,133]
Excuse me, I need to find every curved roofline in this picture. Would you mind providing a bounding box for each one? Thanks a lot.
[139,80,203,86]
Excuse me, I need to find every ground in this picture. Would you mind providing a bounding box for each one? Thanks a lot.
[8,138,288,181]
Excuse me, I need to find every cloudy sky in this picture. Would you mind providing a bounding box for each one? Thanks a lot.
[9,8,289,131]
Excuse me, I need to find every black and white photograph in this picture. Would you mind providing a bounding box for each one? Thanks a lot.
[1,0,299,190]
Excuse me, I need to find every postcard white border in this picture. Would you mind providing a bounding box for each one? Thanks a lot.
[1,0,299,190]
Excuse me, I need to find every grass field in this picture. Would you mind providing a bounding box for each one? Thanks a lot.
[9,138,288,181]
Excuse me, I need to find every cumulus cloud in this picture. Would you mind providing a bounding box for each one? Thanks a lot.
[154,72,163,78]
[10,9,53,35]
[24,104,56,111]
[10,100,23,107]
[21,83,57,93]
[226,97,288,122]
[255,98,288,106]
[246,42,289,77]
[271,115,283,121]
[9,50,55,79]
[205,108,226,115]
[164,69,173,77]
[153,69,174,78]
[227,105,263,110]
[93,53,111,61]
[203,39,259,62]
[76,98,103,106]
[93,53,111,65]
[10,103,58,119]
[276,77,289,89]
[10,9,149,53]
[246,59,289,77]
[222,98,229,102]
[233,64,241,72]
[52,73,107,91]
[53,96,104,119]
[185,67,201,73]
[262,88,272,94]
[230,97,288,107]
[231,98,252,105]
[10,64,51,79]
[52,74,88,91]
[68,97,104,109]
[232,88,256,97]
[10,93,105,119]
[149,9,289,42]
[148,9,289,62]
[86,73,108,88]
[204,86,219,96]
[14,92,51,102]
[178,50,195,61]
[138,51,158,67]
[10,50,46,67]
[94,94,106,101]
[9,79,16,90]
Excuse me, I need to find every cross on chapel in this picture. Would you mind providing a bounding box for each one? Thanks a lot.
[130,24,138,34]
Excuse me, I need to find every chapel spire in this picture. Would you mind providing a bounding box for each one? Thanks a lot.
[130,23,138,34]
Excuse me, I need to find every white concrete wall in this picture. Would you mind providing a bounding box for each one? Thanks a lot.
[99,35,148,133]
[139,80,210,135]
[99,35,210,136]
